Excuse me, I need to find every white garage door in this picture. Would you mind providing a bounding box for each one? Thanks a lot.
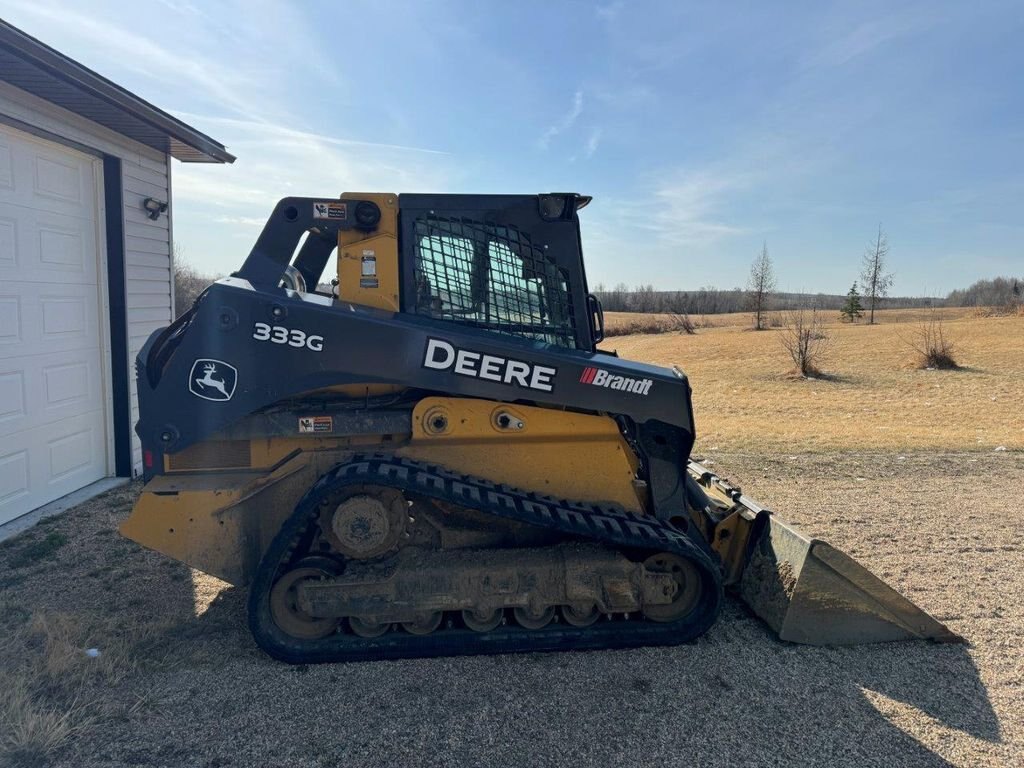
[0,123,109,525]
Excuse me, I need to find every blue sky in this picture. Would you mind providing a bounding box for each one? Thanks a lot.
[5,0,1022,295]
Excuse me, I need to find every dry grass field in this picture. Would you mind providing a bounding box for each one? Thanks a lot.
[606,308,1024,453]
[0,306,1021,767]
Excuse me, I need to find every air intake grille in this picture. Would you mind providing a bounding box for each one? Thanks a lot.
[412,216,576,347]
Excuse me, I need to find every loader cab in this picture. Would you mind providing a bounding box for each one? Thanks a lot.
[399,193,602,351]
[237,193,605,352]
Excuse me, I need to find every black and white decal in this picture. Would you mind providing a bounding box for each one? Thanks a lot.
[422,338,557,393]
[189,359,238,402]
[313,201,347,220]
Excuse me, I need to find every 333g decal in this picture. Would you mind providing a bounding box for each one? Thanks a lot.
[252,322,324,351]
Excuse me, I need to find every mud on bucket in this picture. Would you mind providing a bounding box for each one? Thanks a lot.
[738,514,962,645]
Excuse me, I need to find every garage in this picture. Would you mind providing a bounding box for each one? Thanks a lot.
[0,20,233,527]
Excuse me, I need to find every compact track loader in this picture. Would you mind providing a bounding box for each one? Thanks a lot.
[122,193,959,662]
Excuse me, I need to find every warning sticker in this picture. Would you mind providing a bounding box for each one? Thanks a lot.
[361,255,377,276]
[298,416,333,434]
[313,202,347,220]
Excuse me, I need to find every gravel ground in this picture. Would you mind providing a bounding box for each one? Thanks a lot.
[1,451,1021,767]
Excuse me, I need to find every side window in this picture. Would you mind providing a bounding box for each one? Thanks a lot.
[413,217,575,347]
[486,241,546,325]
[416,234,477,318]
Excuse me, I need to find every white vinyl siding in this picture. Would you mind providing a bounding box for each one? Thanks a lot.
[123,156,172,473]
[0,81,173,480]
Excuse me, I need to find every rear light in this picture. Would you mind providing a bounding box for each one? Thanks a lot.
[144,450,154,469]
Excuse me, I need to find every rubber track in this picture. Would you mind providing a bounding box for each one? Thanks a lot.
[248,455,725,663]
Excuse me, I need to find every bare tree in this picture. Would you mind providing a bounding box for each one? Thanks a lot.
[172,245,220,318]
[746,242,776,330]
[860,225,894,324]
[628,283,658,313]
[780,308,831,377]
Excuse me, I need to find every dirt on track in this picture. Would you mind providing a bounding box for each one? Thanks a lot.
[1,452,1022,768]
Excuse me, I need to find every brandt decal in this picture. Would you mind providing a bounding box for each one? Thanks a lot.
[189,359,238,402]
[579,366,652,396]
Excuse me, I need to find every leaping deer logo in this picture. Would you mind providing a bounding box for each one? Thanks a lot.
[189,359,237,401]
[196,363,229,398]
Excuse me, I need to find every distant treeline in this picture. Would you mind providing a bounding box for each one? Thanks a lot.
[945,276,1023,308]
[592,276,1023,315]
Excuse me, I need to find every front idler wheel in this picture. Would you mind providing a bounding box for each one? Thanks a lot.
[641,553,701,623]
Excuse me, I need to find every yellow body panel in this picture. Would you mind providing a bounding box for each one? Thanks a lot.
[122,396,645,584]
[336,192,400,311]
[120,455,317,585]
[398,397,643,512]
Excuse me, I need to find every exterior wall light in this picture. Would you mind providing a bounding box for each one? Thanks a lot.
[143,197,168,220]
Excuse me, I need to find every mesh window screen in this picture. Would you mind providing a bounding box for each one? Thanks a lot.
[413,216,576,347]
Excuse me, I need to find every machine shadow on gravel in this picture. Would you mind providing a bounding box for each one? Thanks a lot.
[171,588,1001,768]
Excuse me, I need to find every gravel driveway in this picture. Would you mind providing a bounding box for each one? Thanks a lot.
[1,452,1020,767]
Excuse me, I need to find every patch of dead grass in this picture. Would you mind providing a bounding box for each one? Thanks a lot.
[609,311,1023,452]
[0,481,201,766]
[604,312,697,336]
[0,605,190,766]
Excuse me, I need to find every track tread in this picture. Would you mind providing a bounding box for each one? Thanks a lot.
[248,454,724,663]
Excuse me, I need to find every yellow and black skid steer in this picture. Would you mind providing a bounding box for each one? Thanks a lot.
[121,192,959,662]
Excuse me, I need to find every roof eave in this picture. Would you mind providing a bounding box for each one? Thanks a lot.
[0,21,235,164]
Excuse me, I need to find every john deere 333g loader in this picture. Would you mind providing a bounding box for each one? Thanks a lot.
[122,193,959,662]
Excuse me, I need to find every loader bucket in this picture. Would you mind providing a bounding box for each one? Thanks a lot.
[738,514,963,645]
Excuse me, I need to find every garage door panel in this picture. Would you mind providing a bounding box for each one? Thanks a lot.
[0,349,103,433]
[0,130,94,219]
[0,449,29,507]
[0,369,26,423]
[0,295,20,344]
[0,134,13,189]
[0,123,106,525]
[0,282,101,357]
[0,215,14,265]
[0,411,106,522]
[0,202,98,283]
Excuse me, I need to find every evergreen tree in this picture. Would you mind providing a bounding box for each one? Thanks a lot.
[840,283,864,323]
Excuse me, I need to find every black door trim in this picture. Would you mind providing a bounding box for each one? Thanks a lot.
[102,154,132,477]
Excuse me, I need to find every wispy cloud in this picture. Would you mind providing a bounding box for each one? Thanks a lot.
[539,90,584,149]
[173,114,449,156]
[171,114,461,271]
[212,215,266,227]
[803,12,934,69]
[596,2,625,22]
[644,169,748,245]
[584,128,604,159]
[582,166,748,287]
